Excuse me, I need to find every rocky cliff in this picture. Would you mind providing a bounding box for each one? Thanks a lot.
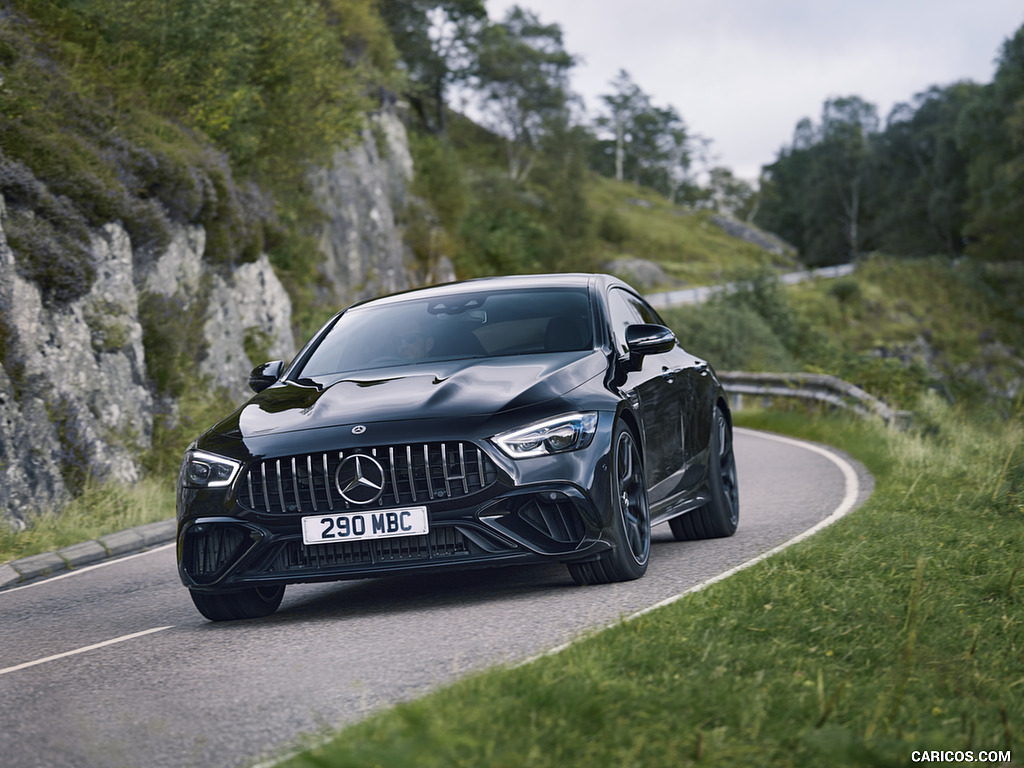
[0,108,434,528]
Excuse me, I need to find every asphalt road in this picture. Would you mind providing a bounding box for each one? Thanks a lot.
[0,429,872,768]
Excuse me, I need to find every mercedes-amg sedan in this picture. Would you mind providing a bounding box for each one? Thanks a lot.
[177,273,739,620]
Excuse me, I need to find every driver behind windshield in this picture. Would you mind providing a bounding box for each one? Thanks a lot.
[393,321,435,360]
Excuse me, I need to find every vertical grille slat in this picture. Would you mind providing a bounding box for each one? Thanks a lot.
[423,445,435,499]
[260,463,270,511]
[389,447,400,505]
[406,446,417,502]
[441,444,452,497]
[306,455,317,511]
[291,457,303,513]
[275,460,286,513]
[322,454,334,510]
[240,441,498,514]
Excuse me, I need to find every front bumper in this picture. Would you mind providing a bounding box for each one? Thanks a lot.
[178,415,624,592]
[178,481,613,592]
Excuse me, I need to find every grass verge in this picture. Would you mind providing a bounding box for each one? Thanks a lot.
[0,476,175,563]
[279,401,1022,768]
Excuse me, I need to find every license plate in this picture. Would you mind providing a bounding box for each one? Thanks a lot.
[301,506,429,545]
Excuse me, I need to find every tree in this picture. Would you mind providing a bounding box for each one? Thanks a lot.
[871,83,976,256]
[379,0,487,135]
[958,23,1024,260]
[706,167,756,219]
[757,96,879,266]
[473,6,576,182]
[591,70,694,200]
[594,69,647,182]
[813,96,879,262]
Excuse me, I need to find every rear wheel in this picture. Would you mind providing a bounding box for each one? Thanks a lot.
[568,422,650,585]
[189,584,285,622]
[670,405,739,541]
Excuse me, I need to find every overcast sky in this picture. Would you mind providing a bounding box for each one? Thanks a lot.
[484,0,1024,181]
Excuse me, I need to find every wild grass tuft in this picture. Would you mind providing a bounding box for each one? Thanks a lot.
[0,475,175,563]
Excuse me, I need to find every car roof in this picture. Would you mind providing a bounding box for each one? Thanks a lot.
[346,273,633,311]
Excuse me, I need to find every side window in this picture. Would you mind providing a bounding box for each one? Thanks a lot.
[607,288,645,356]
[624,293,660,325]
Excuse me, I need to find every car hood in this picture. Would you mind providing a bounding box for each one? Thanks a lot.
[225,351,607,439]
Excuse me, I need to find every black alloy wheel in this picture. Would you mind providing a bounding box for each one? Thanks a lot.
[568,422,651,585]
[670,404,739,541]
[189,584,286,622]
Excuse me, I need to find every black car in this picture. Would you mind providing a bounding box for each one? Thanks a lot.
[176,273,739,621]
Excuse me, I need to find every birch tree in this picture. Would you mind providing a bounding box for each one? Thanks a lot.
[474,6,576,182]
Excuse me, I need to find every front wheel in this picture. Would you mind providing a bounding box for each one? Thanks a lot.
[189,584,285,622]
[670,405,739,541]
[568,422,651,585]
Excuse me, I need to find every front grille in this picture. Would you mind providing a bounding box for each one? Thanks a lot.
[238,441,499,514]
[269,526,474,572]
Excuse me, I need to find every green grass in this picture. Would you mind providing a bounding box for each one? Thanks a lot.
[0,476,175,563]
[277,402,1022,768]
[588,175,800,288]
[787,257,1024,406]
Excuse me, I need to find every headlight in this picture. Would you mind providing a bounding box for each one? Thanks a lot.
[180,450,242,488]
[492,412,598,459]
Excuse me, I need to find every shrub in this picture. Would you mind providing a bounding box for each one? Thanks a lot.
[661,301,799,372]
[597,207,631,245]
[1,152,96,304]
[138,291,209,398]
[410,134,467,231]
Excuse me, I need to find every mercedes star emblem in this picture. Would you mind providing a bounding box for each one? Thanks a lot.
[351,425,366,435]
[335,454,385,505]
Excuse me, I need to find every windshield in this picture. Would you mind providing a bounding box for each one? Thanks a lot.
[296,288,594,378]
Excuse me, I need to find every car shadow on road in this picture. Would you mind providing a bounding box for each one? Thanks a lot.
[191,532,686,630]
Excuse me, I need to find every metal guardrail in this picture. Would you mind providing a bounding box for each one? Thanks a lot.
[719,371,912,428]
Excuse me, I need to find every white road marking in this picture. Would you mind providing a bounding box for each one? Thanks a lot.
[1,430,862,683]
[0,626,174,677]
[523,428,863,662]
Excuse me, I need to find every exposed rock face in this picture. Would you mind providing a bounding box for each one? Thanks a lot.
[138,224,295,398]
[1,211,154,520]
[0,204,297,527]
[310,110,415,306]
[0,108,428,528]
[710,214,793,257]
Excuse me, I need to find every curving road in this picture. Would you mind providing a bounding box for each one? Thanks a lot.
[0,429,872,768]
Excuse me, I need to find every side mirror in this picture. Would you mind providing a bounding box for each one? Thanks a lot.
[625,324,677,357]
[249,360,283,393]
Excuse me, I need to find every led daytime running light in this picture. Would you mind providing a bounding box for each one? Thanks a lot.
[184,450,242,488]
[492,412,598,459]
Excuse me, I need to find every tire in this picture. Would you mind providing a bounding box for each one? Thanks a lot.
[568,422,651,585]
[670,404,739,541]
[189,584,285,622]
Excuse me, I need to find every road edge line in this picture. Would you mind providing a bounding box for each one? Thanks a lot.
[521,428,863,663]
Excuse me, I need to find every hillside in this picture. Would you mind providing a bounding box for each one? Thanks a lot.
[1,0,1022,542]
[0,0,794,533]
